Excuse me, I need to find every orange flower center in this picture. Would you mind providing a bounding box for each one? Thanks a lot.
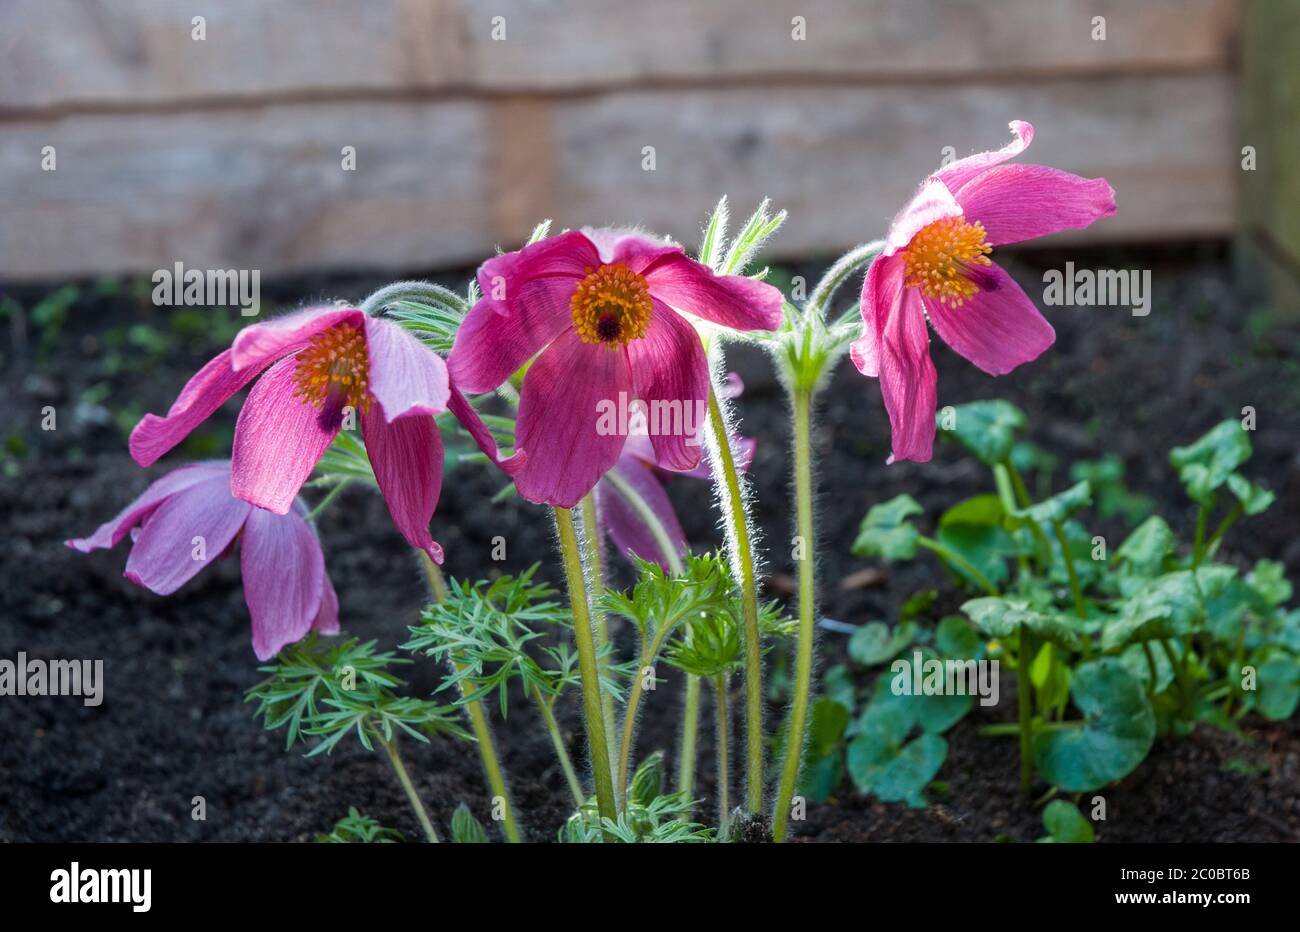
[904,216,994,307]
[570,264,653,348]
[292,322,373,418]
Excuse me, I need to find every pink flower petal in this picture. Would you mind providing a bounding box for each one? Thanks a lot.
[876,283,938,464]
[884,179,964,258]
[640,251,783,332]
[447,385,525,474]
[514,330,631,508]
[231,357,341,515]
[361,407,445,564]
[230,306,364,372]
[595,454,688,570]
[925,263,1055,376]
[850,252,907,379]
[475,230,601,316]
[312,566,341,636]
[953,163,1116,246]
[605,232,685,273]
[123,472,252,596]
[674,434,756,481]
[67,462,226,552]
[933,120,1034,194]
[240,505,326,661]
[364,316,450,421]
[627,301,710,472]
[129,349,274,467]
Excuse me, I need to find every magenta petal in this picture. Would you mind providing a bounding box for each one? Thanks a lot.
[953,163,1116,246]
[876,287,938,464]
[231,357,341,515]
[448,285,579,395]
[129,349,273,467]
[312,568,341,636]
[849,253,907,379]
[596,456,688,570]
[933,120,1034,194]
[627,302,710,473]
[230,306,363,372]
[123,473,252,596]
[475,230,600,316]
[364,316,450,421]
[67,462,226,552]
[514,331,631,508]
[885,179,965,258]
[926,263,1055,376]
[641,252,783,332]
[447,385,525,474]
[361,407,445,563]
[240,506,325,661]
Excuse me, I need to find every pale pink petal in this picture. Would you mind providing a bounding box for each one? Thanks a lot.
[230,306,363,372]
[849,253,907,379]
[877,287,938,464]
[364,316,450,421]
[640,252,783,332]
[240,506,326,661]
[884,179,964,258]
[129,349,274,467]
[595,456,687,570]
[933,120,1034,193]
[231,357,341,515]
[952,163,1116,246]
[123,473,252,596]
[67,462,226,552]
[925,263,1055,376]
[627,301,710,472]
[605,232,684,274]
[312,567,341,636]
[360,407,445,564]
[513,330,631,508]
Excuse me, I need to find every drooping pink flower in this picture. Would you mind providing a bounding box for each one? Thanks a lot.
[67,461,339,660]
[851,121,1116,463]
[447,229,782,507]
[129,306,516,563]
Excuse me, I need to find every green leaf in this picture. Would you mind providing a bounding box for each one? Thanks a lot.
[961,597,1083,652]
[939,494,1004,528]
[629,751,666,806]
[1115,516,1176,578]
[848,620,917,665]
[1038,800,1095,843]
[1169,420,1251,506]
[936,522,1013,588]
[1226,473,1275,516]
[936,615,981,660]
[451,803,489,843]
[937,400,1026,466]
[1247,559,1292,607]
[1256,655,1300,720]
[798,751,844,803]
[847,711,946,809]
[1119,642,1175,693]
[807,699,851,758]
[1017,480,1092,526]
[1033,658,1155,791]
[851,494,922,561]
[1102,567,1237,651]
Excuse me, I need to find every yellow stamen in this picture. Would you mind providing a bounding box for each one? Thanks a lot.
[570,264,653,349]
[292,322,373,416]
[904,216,994,307]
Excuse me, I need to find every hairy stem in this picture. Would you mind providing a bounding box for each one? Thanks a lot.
[706,385,765,814]
[773,386,816,842]
[553,506,618,827]
[714,674,731,836]
[678,675,702,795]
[580,493,619,784]
[379,735,438,843]
[617,627,672,810]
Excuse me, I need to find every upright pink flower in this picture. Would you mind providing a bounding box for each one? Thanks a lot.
[129,306,514,563]
[67,461,338,660]
[851,121,1116,463]
[448,229,782,507]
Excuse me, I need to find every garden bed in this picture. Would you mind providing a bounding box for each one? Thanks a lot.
[3,241,1298,842]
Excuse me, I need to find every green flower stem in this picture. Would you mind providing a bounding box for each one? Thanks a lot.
[580,493,619,783]
[1005,461,1054,571]
[306,479,351,521]
[530,683,585,807]
[714,674,731,836]
[706,386,765,815]
[1202,502,1243,565]
[1051,518,1087,620]
[915,535,998,596]
[772,386,816,842]
[378,735,439,843]
[553,506,618,827]
[417,551,521,843]
[1017,629,1037,794]
[1191,503,1210,567]
[617,625,674,810]
[1141,640,1160,692]
[600,468,701,793]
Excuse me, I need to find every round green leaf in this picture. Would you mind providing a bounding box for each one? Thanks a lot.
[1169,420,1251,506]
[848,620,916,665]
[937,400,1026,465]
[852,494,923,561]
[961,597,1083,652]
[1039,799,1095,843]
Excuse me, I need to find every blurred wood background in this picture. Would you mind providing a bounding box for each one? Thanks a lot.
[0,0,1247,281]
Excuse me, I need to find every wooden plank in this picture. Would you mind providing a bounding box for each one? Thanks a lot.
[0,0,1240,112]
[0,74,1233,281]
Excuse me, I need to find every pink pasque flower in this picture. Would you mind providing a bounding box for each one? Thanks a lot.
[447,229,782,508]
[851,121,1116,463]
[129,306,514,563]
[67,461,338,660]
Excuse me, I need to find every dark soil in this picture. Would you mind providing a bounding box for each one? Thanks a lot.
[3,241,1298,842]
